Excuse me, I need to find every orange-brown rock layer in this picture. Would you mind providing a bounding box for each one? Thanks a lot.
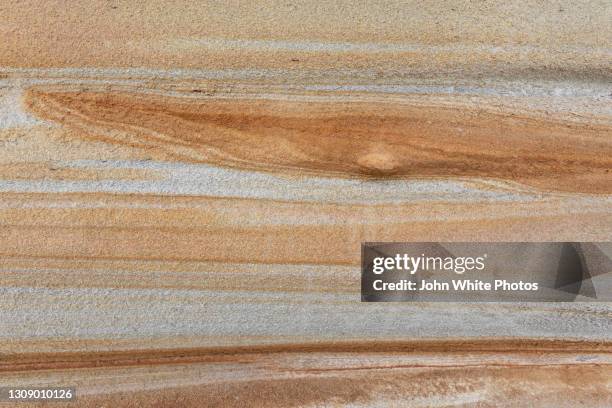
[24,89,612,193]
[2,340,611,408]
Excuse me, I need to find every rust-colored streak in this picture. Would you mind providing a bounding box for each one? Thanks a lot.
[3,340,611,408]
[3,338,611,372]
[24,89,612,193]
